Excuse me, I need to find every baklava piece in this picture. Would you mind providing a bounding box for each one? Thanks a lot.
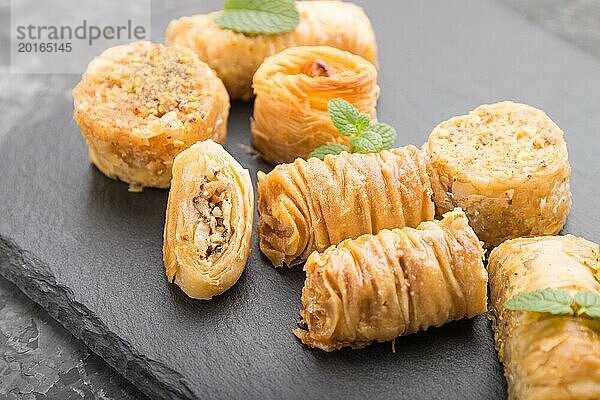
[163,140,253,299]
[73,41,229,191]
[252,46,379,164]
[424,101,571,248]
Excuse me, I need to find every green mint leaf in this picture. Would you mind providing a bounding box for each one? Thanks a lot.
[574,290,600,319]
[350,127,385,153]
[504,288,574,315]
[355,114,371,132]
[328,98,370,136]
[215,0,299,35]
[350,135,380,154]
[307,144,349,161]
[363,123,397,150]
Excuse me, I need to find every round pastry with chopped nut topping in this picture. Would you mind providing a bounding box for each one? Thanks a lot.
[73,41,229,191]
[423,101,571,248]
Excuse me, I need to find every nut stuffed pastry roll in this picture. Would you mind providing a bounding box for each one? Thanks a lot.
[73,41,229,191]
[166,1,377,100]
[295,208,488,351]
[252,46,379,164]
[258,146,435,267]
[163,140,253,299]
[424,101,571,248]
[489,236,600,400]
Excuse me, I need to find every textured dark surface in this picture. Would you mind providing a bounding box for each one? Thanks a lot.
[1,0,600,399]
[0,277,145,400]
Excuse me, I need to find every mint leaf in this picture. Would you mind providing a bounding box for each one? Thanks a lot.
[574,290,600,319]
[309,98,398,159]
[364,123,397,149]
[307,144,349,160]
[215,0,299,35]
[351,128,386,153]
[328,99,369,136]
[350,136,380,154]
[355,114,371,132]
[504,288,574,315]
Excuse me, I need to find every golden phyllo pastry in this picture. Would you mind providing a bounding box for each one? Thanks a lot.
[163,140,253,300]
[488,236,600,400]
[424,101,571,248]
[257,146,435,267]
[73,41,229,192]
[295,208,487,351]
[166,1,377,100]
[252,45,379,164]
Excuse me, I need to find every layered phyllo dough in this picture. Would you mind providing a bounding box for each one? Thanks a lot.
[258,146,435,267]
[252,46,379,164]
[424,101,571,248]
[295,209,487,351]
[73,41,229,191]
[163,140,253,299]
[488,235,600,400]
[166,1,377,100]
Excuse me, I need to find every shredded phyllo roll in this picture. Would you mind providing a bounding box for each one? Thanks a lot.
[257,146,435,267]
[294,209,487,351]
[488,236,600,400]
[163,140,253,300]
[252,46,379,164]
[166,1,377,100]
[73,42,229,192]
[424,101,571,248]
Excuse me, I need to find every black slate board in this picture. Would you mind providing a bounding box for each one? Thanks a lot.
[1,1,600,399]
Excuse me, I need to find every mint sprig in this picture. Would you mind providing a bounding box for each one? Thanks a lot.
[328,99,370,135]
[308,99,397,160]
[504,287,600,319]
[215,0,299,35]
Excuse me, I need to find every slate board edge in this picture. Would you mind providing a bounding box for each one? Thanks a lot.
[0,236,194,400]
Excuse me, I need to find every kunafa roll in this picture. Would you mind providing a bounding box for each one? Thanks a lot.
[73,42,229,192]
[257,146,435,267]
[252,46,379,164]
[163,140,253,300]
[424,101,571,248]
[166,1,377,100]
[295,208,488,351]
[488,235,600,400]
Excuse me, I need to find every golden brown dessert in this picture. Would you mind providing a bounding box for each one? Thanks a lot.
[252,46,379,164]
[295,208,487,351]
[424,101,571,248]
[488,235,600,400]
[73,41,229,192]
[166,1,377,100]
[257,146,435,267]
[163,140,253,300]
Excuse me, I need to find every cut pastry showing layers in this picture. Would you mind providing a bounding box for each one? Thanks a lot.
[252,46,379,164]
[488,235,600,400]
[257,146,435,267]
[163,140,253,300]
[73,41,229,192]
[166,1,377,100]
[295,208,487,352]
[423,101,571,248]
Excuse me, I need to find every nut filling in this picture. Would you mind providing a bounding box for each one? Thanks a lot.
[192,171,233,259]
[302,59,333,77]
